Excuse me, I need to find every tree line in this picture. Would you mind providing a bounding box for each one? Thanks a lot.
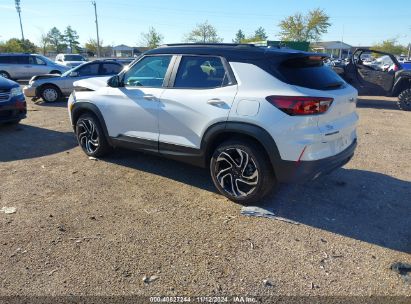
[1,8,409,56]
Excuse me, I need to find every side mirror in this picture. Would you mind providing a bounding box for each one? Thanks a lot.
[107,75,121,87]
[57,59,62,62]
[69,71,79,77]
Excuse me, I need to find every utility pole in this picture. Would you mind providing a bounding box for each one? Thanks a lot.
[92,1,101,57]
[15,0,25,41]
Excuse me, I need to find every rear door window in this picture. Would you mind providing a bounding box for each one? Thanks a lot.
[173,56,229,88]
[276,56,345,90]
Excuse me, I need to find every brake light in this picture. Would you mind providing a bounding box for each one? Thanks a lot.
[266,96,333,115]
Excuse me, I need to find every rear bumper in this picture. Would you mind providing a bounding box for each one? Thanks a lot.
[0,97,27,123]
[275,139,357,183]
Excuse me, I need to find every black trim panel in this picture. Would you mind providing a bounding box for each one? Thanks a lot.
[111,135,158,153]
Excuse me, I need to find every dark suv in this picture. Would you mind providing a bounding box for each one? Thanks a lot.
[0,77,26,124]
[336,49,411,110]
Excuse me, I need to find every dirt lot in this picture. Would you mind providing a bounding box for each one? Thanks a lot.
[0,95,410,299]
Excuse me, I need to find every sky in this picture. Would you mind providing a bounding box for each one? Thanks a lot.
[1,0,410,48]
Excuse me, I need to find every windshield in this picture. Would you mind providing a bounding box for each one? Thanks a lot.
[61,66,77,77]
[64,55,86,61]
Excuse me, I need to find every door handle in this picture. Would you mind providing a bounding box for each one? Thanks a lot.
[207,98,226,105]
[143,94,157,101]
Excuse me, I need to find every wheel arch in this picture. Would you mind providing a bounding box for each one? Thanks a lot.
[71,102,110,141]
[201,121,282,176]
[36,83,62,97]
[392,76,411,96]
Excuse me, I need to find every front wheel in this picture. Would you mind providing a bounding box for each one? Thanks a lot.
[397,88,411,111]
[75,114,111,157]
[41,85,61,102]
[210,140,276,204]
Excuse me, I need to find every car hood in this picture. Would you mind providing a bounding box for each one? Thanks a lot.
[74,76,111,91]
[0,76,19,88]
[31,74,61,82]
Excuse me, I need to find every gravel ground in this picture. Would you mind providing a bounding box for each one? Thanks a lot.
[0,95,410,299]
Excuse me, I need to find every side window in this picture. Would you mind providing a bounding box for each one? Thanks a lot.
[174,56,229,89]
[15,56,29,64]
[100,63,122,75]
[29,56,46,65]
[0,56,10,64]
[77,63,100,76]
[123,56,172,87]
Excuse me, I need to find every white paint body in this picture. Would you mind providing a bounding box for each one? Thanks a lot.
[70,61,358,162]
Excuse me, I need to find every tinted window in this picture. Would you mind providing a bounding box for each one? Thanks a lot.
[77,63,99,76]
[276,57,345,90]
[100,63,122,75]
[0,55,28,64]
[174,56,228,88]
[64,55,85,61]
[124,56,171,87]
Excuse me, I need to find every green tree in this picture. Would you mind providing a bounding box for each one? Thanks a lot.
[254,26,268,40]
[84,38,103,55]
[233,29,245,43]
[279,8,330,42]
[141,27,163,49]
[46,27,66,52]
[185,21,223,43]
[64,26,80,53]
[0,38,37,53]
[372,39,407,56]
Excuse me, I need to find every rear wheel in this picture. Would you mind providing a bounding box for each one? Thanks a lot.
[397,88,411,111]
[210,139,276,204]
[0,71,10,79]
[40,85,61,102]
[75,114,111,157]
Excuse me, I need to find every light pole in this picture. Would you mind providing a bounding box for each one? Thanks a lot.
[15,0,25,41]
[92,1,101,57]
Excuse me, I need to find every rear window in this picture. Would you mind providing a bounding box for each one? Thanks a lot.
[0,55,28,64]
[276,57,345,90]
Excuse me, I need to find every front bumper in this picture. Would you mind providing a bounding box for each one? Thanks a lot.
[0,96,27,123]
[275,139,357,183]
[23,85,36,97]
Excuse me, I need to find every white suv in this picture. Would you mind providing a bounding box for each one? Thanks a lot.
[55,54,87,68]
[68,44,358,204]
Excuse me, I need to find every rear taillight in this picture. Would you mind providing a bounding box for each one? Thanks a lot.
[265,96,333,116]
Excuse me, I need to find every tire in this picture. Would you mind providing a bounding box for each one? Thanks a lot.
[0,71,10,79]
[6,119,21,125]
[50,70,62,75]
[40,85,61,102]
[397,88,411,111]
[75,113,112,157]
[210,139,276,204]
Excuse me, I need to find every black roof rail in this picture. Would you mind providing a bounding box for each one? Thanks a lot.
[160,43,256,48]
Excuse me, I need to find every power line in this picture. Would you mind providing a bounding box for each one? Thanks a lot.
[15,0,25,40]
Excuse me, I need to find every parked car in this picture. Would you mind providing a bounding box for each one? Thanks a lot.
[23,60,124,102]
[335,48,411,110]
[68,43,358,204]
[0,53,70,80]
[0,76,26,124]
[55,53,87,67]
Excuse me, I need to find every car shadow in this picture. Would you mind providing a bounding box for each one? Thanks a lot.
[258,169,411,253]
[105,149,411,253]
[33,99,68,108]
[0,123,77,162]
[357,97,399,110]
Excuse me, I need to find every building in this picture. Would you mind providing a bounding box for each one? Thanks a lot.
[311,41,352,59]
[112,45,150,57]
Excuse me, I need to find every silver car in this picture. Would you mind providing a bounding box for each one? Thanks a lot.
[0,53,70,80]
[23,60,124,102]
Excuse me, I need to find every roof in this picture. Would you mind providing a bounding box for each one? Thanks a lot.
[311,41,352,50]
[145,43,323,61]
